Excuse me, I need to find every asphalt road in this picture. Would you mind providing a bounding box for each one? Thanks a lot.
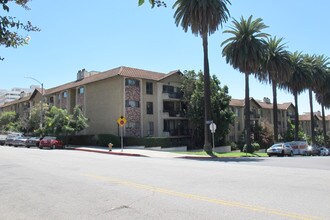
[1,146,329,220]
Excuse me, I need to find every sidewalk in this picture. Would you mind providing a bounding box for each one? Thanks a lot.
[67,145,210,159]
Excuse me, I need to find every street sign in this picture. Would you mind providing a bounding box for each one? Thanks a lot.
[117,116,127,127]
[209,122,216,133]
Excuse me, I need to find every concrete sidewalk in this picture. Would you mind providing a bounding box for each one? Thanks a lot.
[67,145,210,159]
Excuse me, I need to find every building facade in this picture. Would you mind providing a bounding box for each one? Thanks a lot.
[42,66,189,138]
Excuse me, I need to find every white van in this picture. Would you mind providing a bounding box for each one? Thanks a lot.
[288,141,309,155]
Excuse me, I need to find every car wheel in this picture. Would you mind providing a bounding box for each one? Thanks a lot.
[39,146,43,149]
[289,151,294,157]
[51,145,56,149]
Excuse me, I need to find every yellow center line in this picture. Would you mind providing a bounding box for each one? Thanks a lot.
[84,174,323,220]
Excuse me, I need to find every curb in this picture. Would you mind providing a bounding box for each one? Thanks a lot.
[71,148,147,157]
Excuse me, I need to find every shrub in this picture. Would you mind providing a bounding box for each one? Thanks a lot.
[243,142,260,153]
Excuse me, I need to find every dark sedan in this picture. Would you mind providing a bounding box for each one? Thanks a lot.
[25,137,42,148]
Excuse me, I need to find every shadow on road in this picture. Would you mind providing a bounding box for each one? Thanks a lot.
[181,157,265,162]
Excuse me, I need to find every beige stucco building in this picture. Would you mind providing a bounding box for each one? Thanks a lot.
[37,66,189,138]
[228,97,296,142]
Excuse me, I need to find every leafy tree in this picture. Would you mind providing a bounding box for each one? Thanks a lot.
[283,119,305,142]
[0,0,39,60]
[222,15,269,153]
[262,37,292,142]
[138,0,166,7]
[69,106,89,134]
[28,102,49,135]
[0,111,19,131]
[174,0,231,154]
[43,106,73,136]
[181,70,234,149]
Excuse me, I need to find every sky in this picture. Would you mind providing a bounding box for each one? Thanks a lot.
[1,0,329,115]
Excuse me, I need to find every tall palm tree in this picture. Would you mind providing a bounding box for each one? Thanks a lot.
[279,51,311,141]
[303,54,327,144]
[313,56,330,143]
[262,37,292,142]
[222,15,269,152]
[173,0,231,153]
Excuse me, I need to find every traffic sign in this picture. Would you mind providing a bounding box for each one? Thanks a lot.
[209,122,216,133]
[117,116,127,127]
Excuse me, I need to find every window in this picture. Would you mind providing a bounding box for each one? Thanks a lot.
[147,102,153,114]
[78,87,85,94]
[146,82,153,94]
[127,122,140,129]
[125,78,140,87]
[163,85,174,93]
[63,91,68,98]
[125,100,140,108]
[49,97,54,103]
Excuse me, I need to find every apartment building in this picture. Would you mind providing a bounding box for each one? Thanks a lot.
[0,88,43,123]
[299,112,330,137]
[228,97,296,142]
[42,66,189,138]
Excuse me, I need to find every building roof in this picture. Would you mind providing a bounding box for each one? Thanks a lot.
[229,99,244,107]
[46,66,180,95]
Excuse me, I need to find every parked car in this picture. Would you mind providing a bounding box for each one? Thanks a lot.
[267,143,294,157]
[306,145,320,156]
[25,137,42,148]
[12,136,29,147]
[318,147,329,156]
[0,134,7,145]
[5,133,23,146]
[39,136,64,149]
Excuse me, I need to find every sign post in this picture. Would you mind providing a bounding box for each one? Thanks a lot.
[117,116,127,152]
[209,122,217,151]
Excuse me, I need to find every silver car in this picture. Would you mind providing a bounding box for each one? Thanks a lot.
[267,143,294,157]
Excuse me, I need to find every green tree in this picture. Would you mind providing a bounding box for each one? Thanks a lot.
[138,0,166,7]
[28,102,49,135]
[0,111,19,131]
[0,0,39,60]
[69,106,89,134]
[222,15,269,153]
[262,37,292,142]
[280,51,311,141]
[181,70,234,149]
[43,106,73,136]
[173,0,230,153]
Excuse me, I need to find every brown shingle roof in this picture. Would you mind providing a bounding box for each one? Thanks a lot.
[229,99,244,107]
[45,66,179,95]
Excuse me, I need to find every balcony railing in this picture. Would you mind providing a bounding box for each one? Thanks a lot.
[163,110,186,117]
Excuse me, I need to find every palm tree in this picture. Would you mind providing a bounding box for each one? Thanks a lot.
[222,15,269,152]
[303,54,327,144]
[262,37,292,142]
[173,0,231,153]
[313,56,330,144]
[279,51,311,141]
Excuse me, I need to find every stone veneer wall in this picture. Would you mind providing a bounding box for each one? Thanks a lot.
[125,85,141,137]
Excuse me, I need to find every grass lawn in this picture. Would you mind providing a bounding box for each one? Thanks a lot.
[177,151,268,157]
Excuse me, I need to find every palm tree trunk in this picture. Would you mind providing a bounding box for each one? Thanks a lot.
[293,91,299,141]
[309,88,315,144]
[244,72,252,152]
[272,82,279,142]
[202,33,212,153]
[321,101,327,144]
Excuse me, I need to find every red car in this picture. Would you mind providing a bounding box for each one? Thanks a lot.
[39,136,64,149]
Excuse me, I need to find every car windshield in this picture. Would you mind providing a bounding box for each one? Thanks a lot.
[271,144,283,148]
[43,136,56,140]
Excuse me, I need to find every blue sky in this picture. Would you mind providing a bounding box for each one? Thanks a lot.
[1,0,329,114]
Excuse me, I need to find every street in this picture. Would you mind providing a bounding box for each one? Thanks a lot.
[1,147,329,220]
